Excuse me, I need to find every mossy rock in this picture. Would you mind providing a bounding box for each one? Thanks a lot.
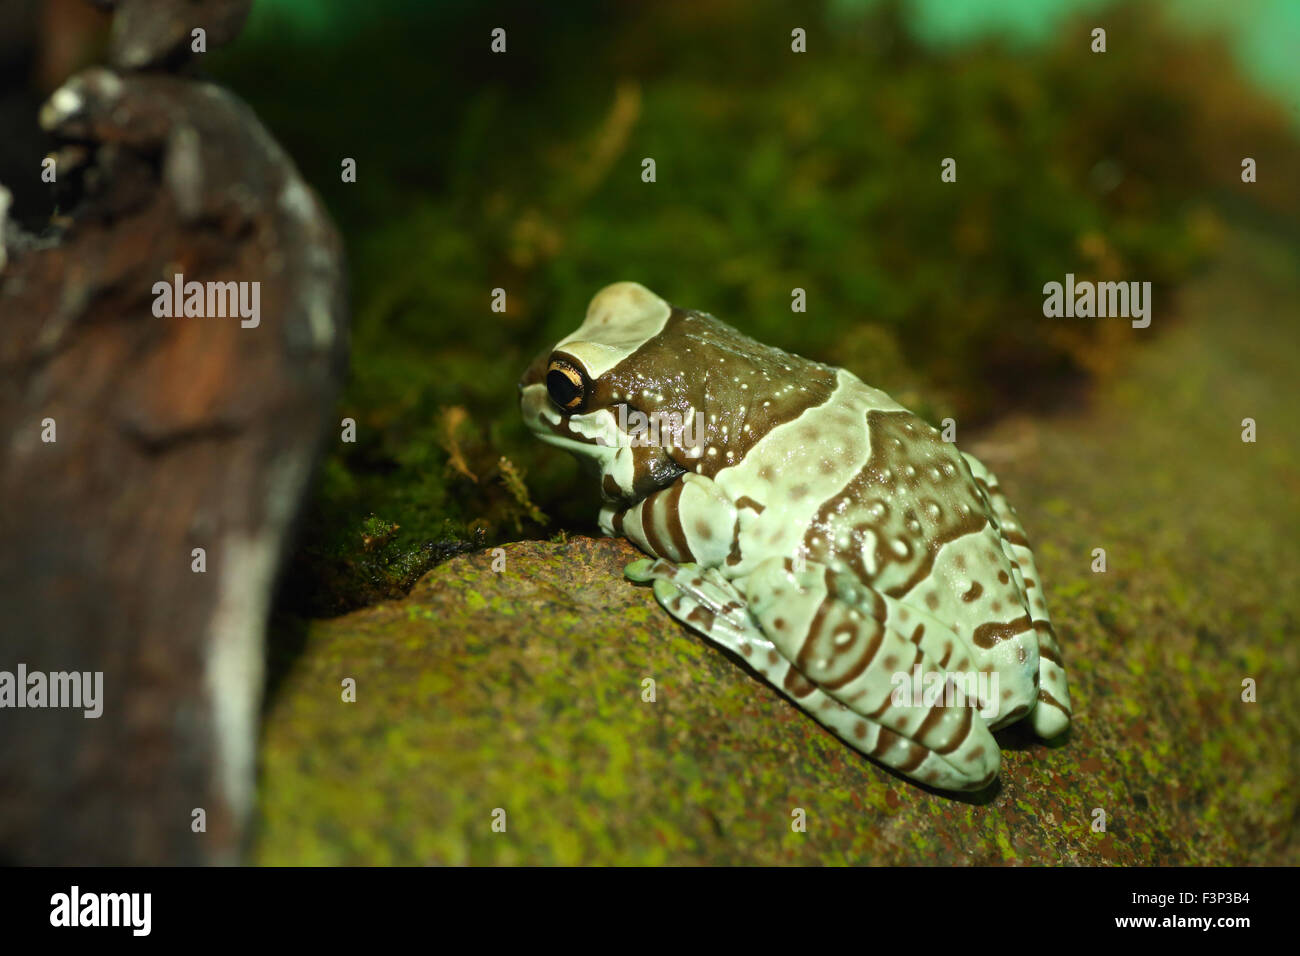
[254,228,1298,864]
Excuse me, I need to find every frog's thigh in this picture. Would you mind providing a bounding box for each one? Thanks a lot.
[737,558,1000,791]
[630,557,998,790]
[876,594,982,699]
[961,453,1072,738]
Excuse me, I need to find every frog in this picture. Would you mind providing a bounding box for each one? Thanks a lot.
[519,282,1071,791]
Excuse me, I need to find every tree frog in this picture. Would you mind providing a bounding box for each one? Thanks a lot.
[519,282,1072,791]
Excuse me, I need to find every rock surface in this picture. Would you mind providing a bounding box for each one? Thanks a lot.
[254,227,1297,865]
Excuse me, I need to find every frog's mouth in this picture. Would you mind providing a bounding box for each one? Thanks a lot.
[519,383,683,504]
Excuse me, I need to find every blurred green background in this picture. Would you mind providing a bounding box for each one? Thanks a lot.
[197,0,1300,618]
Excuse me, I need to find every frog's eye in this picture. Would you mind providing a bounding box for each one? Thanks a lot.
[546,360,588,412]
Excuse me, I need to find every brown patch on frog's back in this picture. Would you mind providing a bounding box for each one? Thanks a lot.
[594,309,839,478]
[803,410,989,597]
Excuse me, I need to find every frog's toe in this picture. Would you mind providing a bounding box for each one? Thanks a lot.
[1029,621,1073,739]
[623,558,659,582]
[1030,696,1071,739]
[631,560,767,659]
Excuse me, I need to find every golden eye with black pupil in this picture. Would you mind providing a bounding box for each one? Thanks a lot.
[546,361,586,411]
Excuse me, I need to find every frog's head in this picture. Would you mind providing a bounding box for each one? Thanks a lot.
[519,282,685,504]
[519,281,837,506]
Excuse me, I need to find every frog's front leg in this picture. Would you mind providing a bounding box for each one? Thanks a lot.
[627,556,1001,792]
[600,472,738,567]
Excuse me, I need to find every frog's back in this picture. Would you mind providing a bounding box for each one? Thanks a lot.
[795,387,1038,652]
[716,368,1031,629]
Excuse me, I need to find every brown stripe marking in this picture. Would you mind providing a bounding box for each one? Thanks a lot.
[961,581,984,602]
[866,694,894,719]
[1001,529,1032,549]
[914,701,949,742]
[1034,622,1064,667]
[725,528,743,567]
[934,706,974,755]
[795,602,886,691]
[661,480,692,561]
[686,605,715,630]
[870,728,928,772]
[783,665,816,698]
[641,502,670,558]
[971,614,1033,649]
[1038,687,1070,714]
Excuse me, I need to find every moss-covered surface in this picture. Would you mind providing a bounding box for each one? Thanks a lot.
[253,226,1298,865]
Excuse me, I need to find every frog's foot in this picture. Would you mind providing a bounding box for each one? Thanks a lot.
[629,556,1000,792]
[625,558,765,656]
[1025,621,1071,738]
[961,454,1073,739]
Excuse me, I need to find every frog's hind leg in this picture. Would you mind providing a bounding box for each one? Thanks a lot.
[629,557,1001,791]
[961,452,1072,739]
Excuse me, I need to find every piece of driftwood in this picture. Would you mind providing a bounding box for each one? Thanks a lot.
[0,46,347,862]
